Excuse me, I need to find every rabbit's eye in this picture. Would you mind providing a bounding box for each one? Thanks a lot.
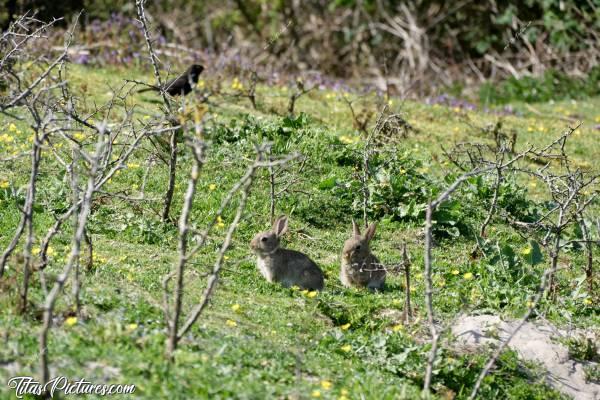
[261,237,268,242]
[355,245,361,250]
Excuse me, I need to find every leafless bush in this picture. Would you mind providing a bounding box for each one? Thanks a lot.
[427,123,599,396]
[163,142,299,358]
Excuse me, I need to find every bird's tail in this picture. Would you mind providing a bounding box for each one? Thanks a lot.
[137,86,159,93]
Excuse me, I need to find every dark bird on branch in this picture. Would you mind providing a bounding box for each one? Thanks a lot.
[138,64,204,96]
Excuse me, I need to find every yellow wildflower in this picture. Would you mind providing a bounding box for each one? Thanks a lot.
[307,291,318,298]
[64,317,78,326]
[126,323,138,331]
[8,123,17,132]
[340,345,352,353]
[0,180,9,189]
[231,78,244,91]
[526,301,535,308]
[209,184,217,191]
[231,303,241,312]
[312,390,321,398]
[73,132,86,141]
[392,324,403,332]
[583,298,592,305]
[225,319,237,327]
[340,323,351,330]
[521,247,532,255]
[127,162,140,169]
[463,272,474,280]
[451,269,460,275]
[320,380,332,390]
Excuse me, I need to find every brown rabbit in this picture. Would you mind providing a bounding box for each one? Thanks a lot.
[340,220,385,291]
[250,216,324,290]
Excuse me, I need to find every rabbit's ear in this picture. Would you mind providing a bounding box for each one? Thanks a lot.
[352,219,361,236]
[274,215,289,237]
[365,222,377,242]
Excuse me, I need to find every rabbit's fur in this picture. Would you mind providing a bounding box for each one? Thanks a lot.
[250,216,324,290]
[340,220,385,291]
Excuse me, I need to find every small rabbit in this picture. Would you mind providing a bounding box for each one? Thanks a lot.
[340,220,385,291]
[250,216,324,290]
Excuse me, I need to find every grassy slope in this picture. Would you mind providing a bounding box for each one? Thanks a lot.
[1,64,598,399]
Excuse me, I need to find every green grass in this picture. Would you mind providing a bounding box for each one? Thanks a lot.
[1,64,598,399]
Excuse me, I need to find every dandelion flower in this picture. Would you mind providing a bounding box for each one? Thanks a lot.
[64,317,78,327]
[521,247,532,256]
[231,303,241,312]
[451,269,460,275]
[583,298,592,305]
[311,390,321,398]
[340,344,352,353]
[126,323,138,331]
[73,132,86,141]
[526,301,535,308]
[463,272,474,280]
[226,319,237,327]
[307,291,318,298]
[300,289,309,295]
[340,323,351,330]
[320,380,332,390]
[392,324,403,332]
[9,123,17,132]
[209,184,217,191]
[0,180,10,189]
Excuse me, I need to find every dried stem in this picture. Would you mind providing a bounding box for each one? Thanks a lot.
[166,137,207,359]
[39,133,105,388]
